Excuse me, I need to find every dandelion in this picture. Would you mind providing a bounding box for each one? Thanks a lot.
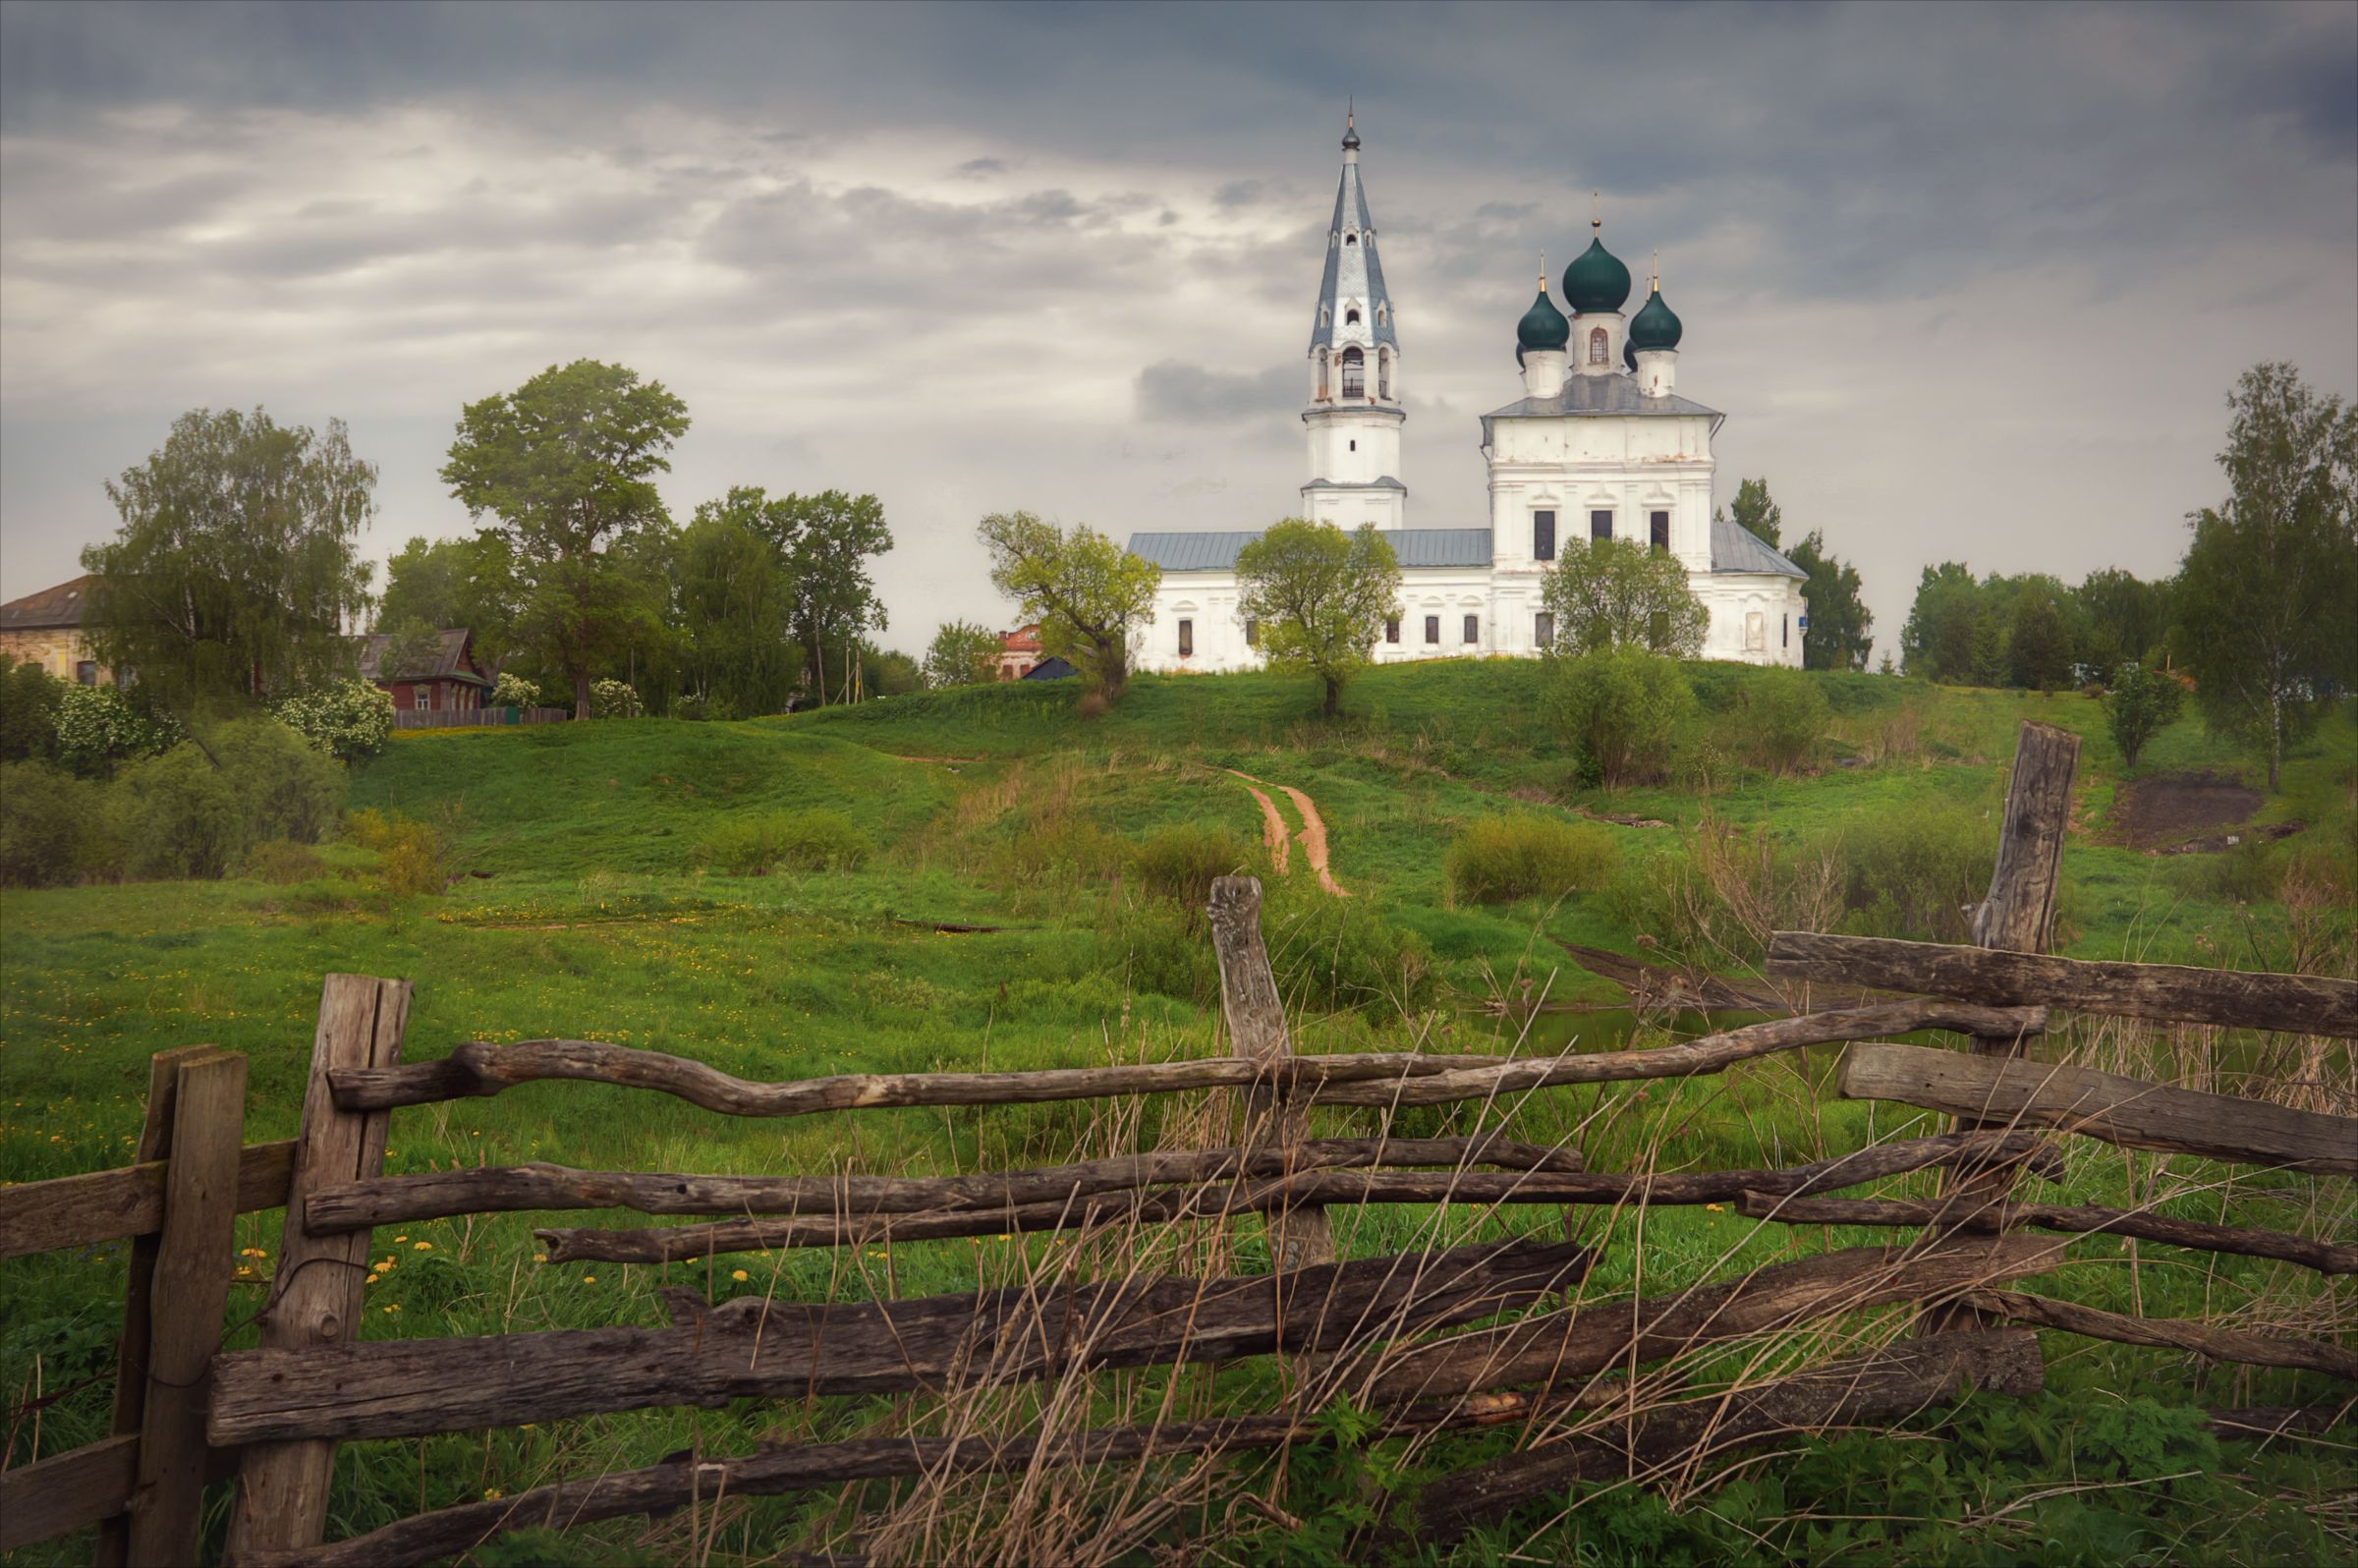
[483,1487,503,1500]
[413,1241,432,1251]
[393,1235,408,1244]
[533,1253,548,1263]
[583,1274,596,1283]
[731,1269,749,1282]
[1705,1204,1726,1212]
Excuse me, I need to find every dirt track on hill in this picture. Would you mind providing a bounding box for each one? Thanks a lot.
[1227,769,1346,897]
[1237,782,1289,872]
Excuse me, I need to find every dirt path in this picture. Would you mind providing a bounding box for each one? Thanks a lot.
[1226,768,1346,898]
[1237,782,1289,873]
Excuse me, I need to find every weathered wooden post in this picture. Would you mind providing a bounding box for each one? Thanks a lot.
[1207,875,1334,1271]
[226,974,411,1562]
[93,1046,217,1568]
[125,1048,246,1567]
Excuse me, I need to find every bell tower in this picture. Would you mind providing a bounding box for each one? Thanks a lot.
[1301,108,1406,531]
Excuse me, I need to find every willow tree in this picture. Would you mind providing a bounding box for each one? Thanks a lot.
[1234,519,1400,717]
[82,407,377,723]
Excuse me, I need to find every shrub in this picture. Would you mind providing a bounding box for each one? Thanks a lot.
[244,838,328,884]
[1264,885,1436,1015]
[1544,647,1695,787]
[215,719,346,844]
[270,679,394,762]
[1835,806,1993,942]
[113,744,242,879]
[54,684,176,777]
[490,672,538,709]
[2105,660,2185,769]
[0,760,95,886]
[342,806,399,851]
[0,656,63,762]
[1445,815,1617,903]
[341,806,456,894]
[589,679,642,719]
[1131,823,1249,916]
[1736,668,1829,773]
[699,810,870,875]
[1604,815,1842,964]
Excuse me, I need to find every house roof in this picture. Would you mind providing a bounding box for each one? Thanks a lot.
[1128,527,1493,573]
[0,576,93,631]
[355,628,488,685]
[1022,655,1077,681]
[1709,516,1808,579]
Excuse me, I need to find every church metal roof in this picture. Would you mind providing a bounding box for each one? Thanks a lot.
[1483,377,1721,421]
[1129,528,1492,572]
[1309,137,1398,356]
[1709,516,1807,579]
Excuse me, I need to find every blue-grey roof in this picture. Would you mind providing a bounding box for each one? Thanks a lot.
[1710,515,1807,579]
[1309,148,1398,356]
[1302,476,1406,491]
[1484,376,1721,421]
[1128,528,1492,572]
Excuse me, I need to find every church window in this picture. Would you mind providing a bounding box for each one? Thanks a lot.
[1345,308,1361,325]
[1589,326,1608,364]
[1316,350,1329,399]
[1590,509,1612,542]
[1782,613,1789,650]
[1345,232,1357,246]
[1385,617,1400,644]
[1423,615,1439,645]
[1178,619,1194,657]
[1246,618,1261,648]
[1650,511,1669,551]
[1533,510,1555,562]
[1349,440,1355,451]
[1745,611,1767,652]
[1341,347,1365,398]
[1463,614,1480,644]
[1535,611,1555,648]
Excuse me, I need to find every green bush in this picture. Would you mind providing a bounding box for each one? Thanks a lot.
[1130,822,1249,915]
[1445,814,1617,903]
[243,838,329,884]
[0,656,64,762]
[0,760,95,886]
[53,684,176,776]
[1736,667,1829,773]
[271,679,395,762]
[1264,885,1436,1015]
[2105,660,2185,769]
[215,719,347,844]
[490,672,538,709]
[114,744,243,879]
[589,679,642,719]
[1836,806,1994,942]
[1545,647,1695,787]
[699,810,870,875]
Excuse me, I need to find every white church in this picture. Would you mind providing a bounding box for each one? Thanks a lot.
[1127,117,1808,672]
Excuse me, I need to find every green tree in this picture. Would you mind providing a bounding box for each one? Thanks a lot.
[925,620,1004,688]
[979,511,1161,700]
[1234,520,1401,717]
[1899,562,1985,683]
[0,656,63,763]
[673,498,799,717]
[859,644,925,698]
[1545,646,1696,787]
[378,532,525,674]
[1727,477,1782,549]
[440,360,690,717]
[2105,660,2184,769]
[81,407,377,721]
[1540,537,1706,657]
[2174,363,2358,789]
[2073,568,2172,682]
[780,490,892,703]
[1784,531,1873,671]
[2004,581,2074,691]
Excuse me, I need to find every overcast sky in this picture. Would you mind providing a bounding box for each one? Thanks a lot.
[4,0,2353,662]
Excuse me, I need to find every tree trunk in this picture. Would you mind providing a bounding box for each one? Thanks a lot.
[1321,673,1341,718]
[571,666,591,720]
[2269,688,2282,791]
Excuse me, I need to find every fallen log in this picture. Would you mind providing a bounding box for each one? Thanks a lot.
[1733,1190,2358,1275]
[1837,1042,2358,1176]
[1369,1234,2071,1406]
[1768,931,2358,1038]
[536,1131,2062,1264]
[305,1133,1589,1233]
[1414,1329,2045,1544]
[207,1238,1593,1445]
[326,1001,2047,1115]
[0,1139,296,1261]
[1957,1290,2358,1381]
[237,1384,1607,1568]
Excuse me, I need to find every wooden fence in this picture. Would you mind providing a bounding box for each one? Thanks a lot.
[2,721,2352,1565]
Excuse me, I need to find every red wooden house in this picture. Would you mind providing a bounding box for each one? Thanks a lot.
[356,629,491,712]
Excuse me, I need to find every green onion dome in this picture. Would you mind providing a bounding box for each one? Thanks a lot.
[1560,235,1631,314]
[1516,286,1570,352]
[1623,337,1637,371]
[1629,285,1683,352]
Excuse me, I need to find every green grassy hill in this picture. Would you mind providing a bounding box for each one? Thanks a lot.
[3,663,2351,1564]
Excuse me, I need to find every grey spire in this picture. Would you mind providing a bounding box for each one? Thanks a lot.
[1308,112,1397,358]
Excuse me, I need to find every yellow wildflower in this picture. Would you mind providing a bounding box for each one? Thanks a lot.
[731,1269,750,1282]
[583,1274,596,1283]
[412,1241,432,1251]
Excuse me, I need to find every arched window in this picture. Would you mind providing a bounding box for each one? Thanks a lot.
[1377,349,1391,398]
[1345,232,1358,247]
[1341,347,1365,398]
[1589,326,1608,364]
[1345,307,1361,326]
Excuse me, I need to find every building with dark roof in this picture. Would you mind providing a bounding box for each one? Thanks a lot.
[1127,118,1806,673]
[354,628,491,711]
[0,576,107,685]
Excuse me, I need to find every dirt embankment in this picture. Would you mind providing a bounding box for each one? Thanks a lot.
[2111,770,2297,853]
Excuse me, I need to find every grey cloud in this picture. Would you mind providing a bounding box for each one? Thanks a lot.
[1135,362,1300,424]
[955,156,1006,177]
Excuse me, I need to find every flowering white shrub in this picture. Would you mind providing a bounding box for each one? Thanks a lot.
[489,671,537,709]
[271,679,394,761]
[589,679,642,719]
[53,685,177,775]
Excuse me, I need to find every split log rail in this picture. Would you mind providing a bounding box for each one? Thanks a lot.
[2,721,2353,1565]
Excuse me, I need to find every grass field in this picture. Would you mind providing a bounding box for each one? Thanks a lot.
[3,663,2352,1564]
